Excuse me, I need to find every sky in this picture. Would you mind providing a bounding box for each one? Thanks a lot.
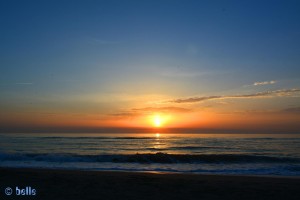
[0,0,300,133]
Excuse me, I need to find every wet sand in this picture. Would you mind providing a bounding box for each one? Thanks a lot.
[0,167,300,200]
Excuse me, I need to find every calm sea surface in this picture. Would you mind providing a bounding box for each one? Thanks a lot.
[0,133,300,176]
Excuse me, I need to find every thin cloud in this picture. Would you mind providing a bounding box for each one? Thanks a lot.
[253,80,276,86]
[110,106,192,118]
[132,106,191,113]
[109,112,137,117]
[169,89,300,104]
[282,107,300,113]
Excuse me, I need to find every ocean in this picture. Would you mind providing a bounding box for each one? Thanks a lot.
[0,133,299,176]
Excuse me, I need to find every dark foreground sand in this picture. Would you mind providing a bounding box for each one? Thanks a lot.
[0,168,300,200]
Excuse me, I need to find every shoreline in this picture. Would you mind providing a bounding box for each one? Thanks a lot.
[0,166,300,179]
[2,166,300,179]
[1,167,300,200]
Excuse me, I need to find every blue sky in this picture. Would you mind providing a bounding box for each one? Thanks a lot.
[1,0,300,132]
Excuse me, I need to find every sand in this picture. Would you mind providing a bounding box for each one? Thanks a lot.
[0,167,299,200]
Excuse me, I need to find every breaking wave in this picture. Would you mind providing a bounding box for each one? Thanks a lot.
[0,152,298,164]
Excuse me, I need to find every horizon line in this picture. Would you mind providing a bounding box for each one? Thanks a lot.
[0,127,299,134]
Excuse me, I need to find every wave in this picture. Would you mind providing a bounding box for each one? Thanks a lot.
[169,146,234,150]
[41,136,153,140]
[1,152,299,164]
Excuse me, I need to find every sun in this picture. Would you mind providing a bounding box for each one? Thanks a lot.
[148,114,171,128]
[153,115,162,127]
[151,114,170,128]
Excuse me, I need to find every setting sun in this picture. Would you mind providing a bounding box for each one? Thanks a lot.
[150,114,170,128]
[153,115,162,127]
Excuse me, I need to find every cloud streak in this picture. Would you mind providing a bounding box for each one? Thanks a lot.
[110,106,192,118]
[132,107,191,113]
[253,80,276,86]
[282,107,300,113]
[169,89,300,104]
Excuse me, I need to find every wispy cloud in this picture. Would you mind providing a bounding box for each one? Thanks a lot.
[109,112,137,117]
[282,107,300,113]
[169,89,300,104]
[110,106,192,118]
[253,80,276,86]
[132,107,191,113]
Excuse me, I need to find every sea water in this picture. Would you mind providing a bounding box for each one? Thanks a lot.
[0,133,299,176]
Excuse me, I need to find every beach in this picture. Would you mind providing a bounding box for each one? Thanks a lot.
[1,167,300,200]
